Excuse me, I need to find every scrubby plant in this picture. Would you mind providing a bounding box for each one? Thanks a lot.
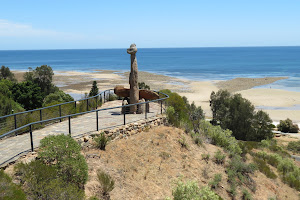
[199,120,242,155]
[209,174,222,189]
[168,179,220,200]
[242,188,252,200]
[0,170,26,200]
[94,132,109,150]
[190,132,203,146]
[214,150,226,165]
[287,140,300,154]
[178,136,188,149]
[14,160,84,200]
[277,118,299,133]
[227,155,257,194]
[97,169,115,196]
[43,90,74,106]
[252,157,277,179]
[38,134,88,188]
[201,154,210,163]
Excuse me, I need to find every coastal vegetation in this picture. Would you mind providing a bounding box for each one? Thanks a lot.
[277,118,299,133]
[14,135,87,199]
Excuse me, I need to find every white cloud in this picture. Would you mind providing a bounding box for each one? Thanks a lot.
[0,19,81,39]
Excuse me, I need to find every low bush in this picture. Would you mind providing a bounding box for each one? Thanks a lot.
[287,140,300,154]
[167,179,220,200]
[94,132,109,150]
[214,150,226,165]
[199,120,242,155]
[242,188,252,200]
[38,134,88,188]
[252,157,277,179]
[277,118,299,133]
[0,170,26,200]
[227,155,257,195]
[97,169,115,196]
[14,160,84,200]
[209,174,222,189]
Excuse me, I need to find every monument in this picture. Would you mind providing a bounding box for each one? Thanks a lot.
[114,44,159,114]
[127,44,139,113]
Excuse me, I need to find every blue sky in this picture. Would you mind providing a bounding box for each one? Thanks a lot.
[1,0,300,50]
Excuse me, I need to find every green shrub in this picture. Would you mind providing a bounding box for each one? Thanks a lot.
[277,118,299,133]
[43,90,74,106]
[170,179,220,200]
[214,150,226,165]
[242,188,252,200]
[199,120,242,155]
[138,82,150,90]
[97,169,115,195]
[210,90,273,141]
[191,132,203,146]
[252,157,277,179]
[94,132,109,150]
[14,160,84,200]
[209,174,222,189]
[0,170,26,200]
[39,134,88,188]
[287,140,300,154]
[227,155,257,193]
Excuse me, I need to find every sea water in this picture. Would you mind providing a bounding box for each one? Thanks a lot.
[1,46,300,91]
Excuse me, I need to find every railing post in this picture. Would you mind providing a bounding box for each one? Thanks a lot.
[29,125,33,152]
[40,110,42,124]
[123,109,126,125]
[95,96,98,109]
[74,101,77,113]
[96,111,99,131]
[86,99,89,111]
[145,103,147,119]
[59,105,62,122]
[161,101,163,114]
[14,115,17,135]
[104,92,106,103]
[68,116,71,136]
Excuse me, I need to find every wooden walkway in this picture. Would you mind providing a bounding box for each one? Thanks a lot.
[0,100,161,167]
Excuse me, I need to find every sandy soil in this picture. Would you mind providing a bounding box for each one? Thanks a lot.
[82,126,299,200]
[12,70,300,123]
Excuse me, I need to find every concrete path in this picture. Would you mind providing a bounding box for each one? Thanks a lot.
[0,100,162,167]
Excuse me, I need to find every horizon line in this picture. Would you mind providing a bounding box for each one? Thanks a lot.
[1,45,300,51]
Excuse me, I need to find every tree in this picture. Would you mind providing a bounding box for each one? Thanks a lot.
[43,90,74,106]
[277,118,299,133]
[0,66,16,81]
[210,90,273,141]
[11,81,43,110]
[33,65,55,95]
[89,81,99,97]
[23,67,34,82]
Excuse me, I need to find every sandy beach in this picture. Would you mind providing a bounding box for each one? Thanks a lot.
[13,70,300,123]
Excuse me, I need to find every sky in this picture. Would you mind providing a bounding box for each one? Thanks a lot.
[0,0,300,50]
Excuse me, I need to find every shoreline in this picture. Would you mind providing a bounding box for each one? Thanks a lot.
[12,69,300,123]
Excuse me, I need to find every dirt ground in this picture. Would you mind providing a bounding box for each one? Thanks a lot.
[83,126,300,200]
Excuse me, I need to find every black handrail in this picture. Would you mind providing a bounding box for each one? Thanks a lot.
[0,90,169,140]
[0,89,111,120]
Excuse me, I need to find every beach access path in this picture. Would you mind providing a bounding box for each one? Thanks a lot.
[0,100,162,167]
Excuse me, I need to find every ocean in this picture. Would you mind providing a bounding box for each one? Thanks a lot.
[1,46,300,92]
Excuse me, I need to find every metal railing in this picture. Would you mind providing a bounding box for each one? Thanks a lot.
[0,89,169,152]
[0,89,115,136]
